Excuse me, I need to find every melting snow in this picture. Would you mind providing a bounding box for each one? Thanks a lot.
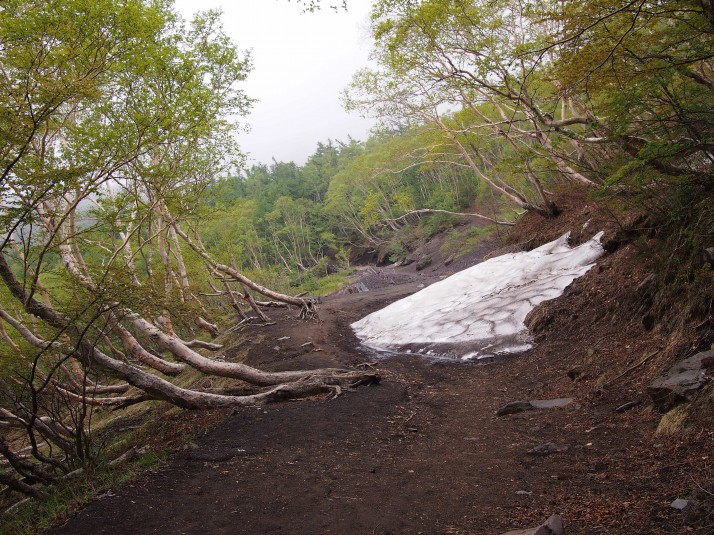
[351,232,605,360]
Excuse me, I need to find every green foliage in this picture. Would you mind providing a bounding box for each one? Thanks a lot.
[2,448,165,535]
[198,123,500,288]
[324,125,494,243]
[388,241,408,263]
[440,225,494,260]
[0,0,256,503]
[200,140,361,273]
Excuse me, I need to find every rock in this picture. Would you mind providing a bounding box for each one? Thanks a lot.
[670,350,714,374]
[529,398,574,410]
[497,398,574,416]
[527,442,568,456]
[648,350,712,411]
[501,515,565,535]
[497,401,534,416]
[347,282,369,294]
[671,498,690,510]
[515,490,532,496]
[415,255,432,271]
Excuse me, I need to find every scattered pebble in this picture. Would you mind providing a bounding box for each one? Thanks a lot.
[671,498,690,510]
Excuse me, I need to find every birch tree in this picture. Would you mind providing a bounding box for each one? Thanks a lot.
[348,0,712,210]
[345,0,612,217]
[0,0,375,499]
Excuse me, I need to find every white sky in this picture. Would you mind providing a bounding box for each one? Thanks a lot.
[173,0,376,166]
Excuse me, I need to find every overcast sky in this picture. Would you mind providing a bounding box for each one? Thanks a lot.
[173,0,376,166]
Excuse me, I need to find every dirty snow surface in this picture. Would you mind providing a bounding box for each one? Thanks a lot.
[351,232,605,360]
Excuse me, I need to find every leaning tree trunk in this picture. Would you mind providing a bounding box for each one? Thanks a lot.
[0,208,378,502]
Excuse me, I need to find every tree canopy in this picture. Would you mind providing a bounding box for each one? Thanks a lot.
[0,0,375,500]
[347,0,713,216]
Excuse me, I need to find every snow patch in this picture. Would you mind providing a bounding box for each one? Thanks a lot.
[351,232,605,360]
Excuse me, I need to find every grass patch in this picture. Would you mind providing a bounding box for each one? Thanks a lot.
[440,225,495,260]
[2,449,165,535]
[295,269,355,296]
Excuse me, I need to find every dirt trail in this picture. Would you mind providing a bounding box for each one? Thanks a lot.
[48,268,707,535]
[48,205,713,534]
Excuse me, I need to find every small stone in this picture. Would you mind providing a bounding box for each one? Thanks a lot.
[347,282,370,294]
[497,401,534,416]
[515,490,532,496]
[529,398,574,410]
[671,498,690,510]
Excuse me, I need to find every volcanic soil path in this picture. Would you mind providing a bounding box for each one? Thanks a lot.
[49,265,703,535]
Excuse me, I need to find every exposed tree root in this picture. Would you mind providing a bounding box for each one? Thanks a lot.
[298,302,321,321]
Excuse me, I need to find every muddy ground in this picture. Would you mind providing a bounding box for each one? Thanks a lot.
[48,200,713,535]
